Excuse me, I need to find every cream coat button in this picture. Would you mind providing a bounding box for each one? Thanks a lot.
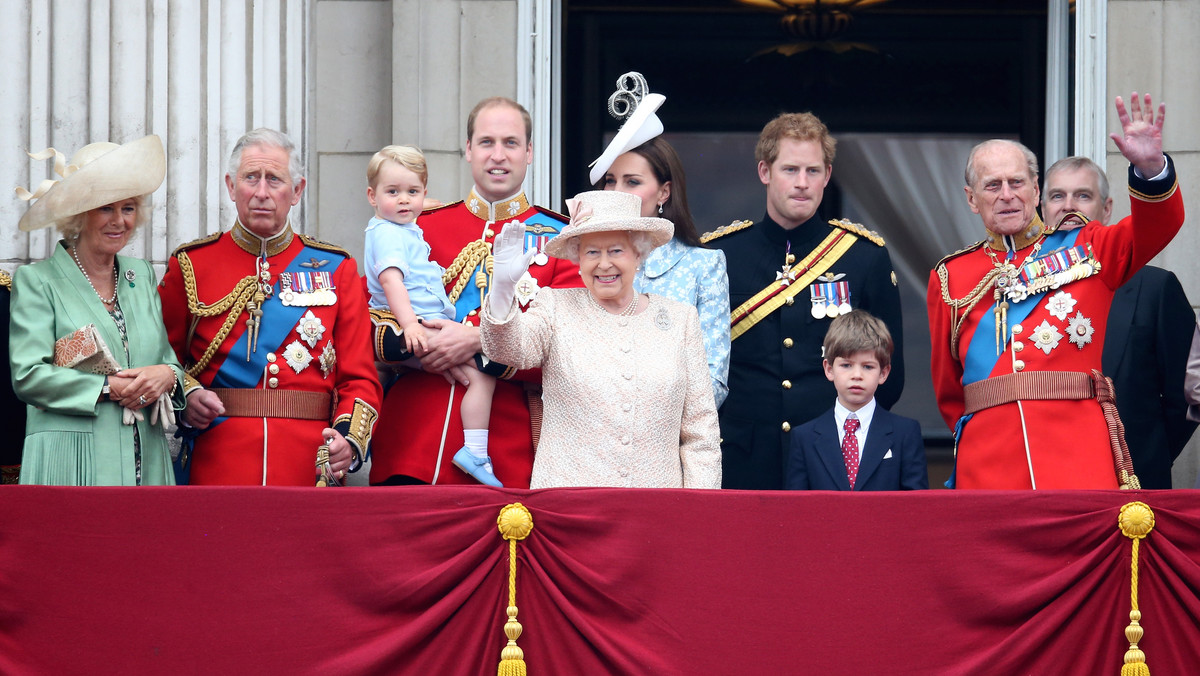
[1013,341,1024,352]
[268,364,280,375]
[781,421,791,432]
[783,338,794,348]
[1013,360,1025,372]
[785,297,795,306]
[268,377,279,388]
[267,352,277,362]
[484,228,495,238]
[1011,324,1023,336]
[622,402,632,412]
[782,380,792,389]
[621,436,631,445]
[623,372,634,380]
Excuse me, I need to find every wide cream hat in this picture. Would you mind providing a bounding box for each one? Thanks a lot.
[588,72,666,186]
[16,134,166,232]
[544,190,674,260]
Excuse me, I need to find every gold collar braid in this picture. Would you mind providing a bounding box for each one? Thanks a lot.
[177,250,259,377]
[231,221,294,257]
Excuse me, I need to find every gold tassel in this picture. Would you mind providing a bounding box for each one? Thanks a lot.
[1118,502,1155,676]
[497,503,534,676]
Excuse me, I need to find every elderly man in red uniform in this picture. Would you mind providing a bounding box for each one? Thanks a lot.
[928,93,1185,489]
[160,128,381,485]
[368,98,581,487]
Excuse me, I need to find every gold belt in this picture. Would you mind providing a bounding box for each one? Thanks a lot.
[209,388,332,421]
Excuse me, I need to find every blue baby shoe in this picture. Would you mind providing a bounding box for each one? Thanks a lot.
[452,446,503,487]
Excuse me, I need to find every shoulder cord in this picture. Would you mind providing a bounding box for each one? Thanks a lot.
[442,240,494,305]
[937,262,1003,361]
[178,250,259,377]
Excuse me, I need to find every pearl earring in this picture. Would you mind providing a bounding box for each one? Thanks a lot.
[657,203,664,214]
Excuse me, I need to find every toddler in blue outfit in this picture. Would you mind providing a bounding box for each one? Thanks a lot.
[364,145,500,486]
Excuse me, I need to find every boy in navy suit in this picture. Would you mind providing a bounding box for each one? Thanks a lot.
[785,310,928,491]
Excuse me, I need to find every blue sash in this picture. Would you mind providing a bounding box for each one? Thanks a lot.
[452,211,564,319]
[212,244,343,389]
[947,228,1080,488]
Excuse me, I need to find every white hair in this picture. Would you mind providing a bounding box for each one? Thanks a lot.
[227,128,304,184]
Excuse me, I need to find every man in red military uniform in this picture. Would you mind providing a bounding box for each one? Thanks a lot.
[160,128,381,486]
[928,92,1184,489]
[369,97,582,487]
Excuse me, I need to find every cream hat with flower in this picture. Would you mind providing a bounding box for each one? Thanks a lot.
[588,72,666,185]
[15,134,166,232]
[544,190,674,260]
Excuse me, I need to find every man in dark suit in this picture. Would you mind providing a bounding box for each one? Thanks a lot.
[785,310,926,491]
[1043,155,1197,488]
[705,112,905,490]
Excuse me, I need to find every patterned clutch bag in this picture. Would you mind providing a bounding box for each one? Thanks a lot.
[53,324,122,375]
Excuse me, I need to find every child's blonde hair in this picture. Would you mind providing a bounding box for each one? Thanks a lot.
[823,309,893,369]
[367,145,428,187]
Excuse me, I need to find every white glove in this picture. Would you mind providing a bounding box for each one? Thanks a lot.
[487,220,536,317]
[150,392,176,427]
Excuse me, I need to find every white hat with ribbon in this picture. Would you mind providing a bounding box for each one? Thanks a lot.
[588,72,666,185]
[15,134,166,232]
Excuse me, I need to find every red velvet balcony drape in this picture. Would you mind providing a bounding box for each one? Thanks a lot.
[2,487,1199,675]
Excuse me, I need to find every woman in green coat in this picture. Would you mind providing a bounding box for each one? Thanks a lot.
[11,135,184,485]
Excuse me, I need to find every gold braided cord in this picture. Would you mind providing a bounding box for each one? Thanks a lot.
[937,262,1003,361]
[496,503,534,676]
[177,251,258,377]
[1118,502,1155,676]
[443,240,492,305]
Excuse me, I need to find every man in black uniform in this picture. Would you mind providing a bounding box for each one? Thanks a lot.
[704,112,904,489]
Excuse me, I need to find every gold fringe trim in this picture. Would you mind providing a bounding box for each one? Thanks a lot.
[496,503,534,676]
[176,251,258,378]
[1118,502,1155,675]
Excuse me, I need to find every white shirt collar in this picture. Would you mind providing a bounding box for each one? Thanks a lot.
[833,396,876,437]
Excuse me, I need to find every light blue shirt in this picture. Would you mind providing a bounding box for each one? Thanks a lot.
[364,216,455,321]
[636,237,730,408]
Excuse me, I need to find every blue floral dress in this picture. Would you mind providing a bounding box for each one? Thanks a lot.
[636,238,730,408]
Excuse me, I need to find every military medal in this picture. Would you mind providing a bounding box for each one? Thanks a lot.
[319,343,337,378]
[1067,312,1094,349]
[312,271,337,306]
[514,271,540,307]
[776,242,798,287]
[809,284,827,319]
[279,273,298,306]
[834,281,852,315]
[296,310,326,348]
[1031,319,1063,355]
[283,339,313,373]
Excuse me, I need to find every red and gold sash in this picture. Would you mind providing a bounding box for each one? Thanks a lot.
[730,229,858,340]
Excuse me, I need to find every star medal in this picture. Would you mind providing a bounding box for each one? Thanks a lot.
[514,271,540,307]
[283,339,313,373]
[319,343,337,378]
[296,310,325,348]
[1067,312,1094,349]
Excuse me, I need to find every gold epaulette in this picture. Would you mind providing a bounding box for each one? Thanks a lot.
[0,269,11,290]
[700,219,753,244]
[934,240,986,269]
[170,231,221,258]
[829,218,885,246]
[298,233,351,258]
[422,199,464,215]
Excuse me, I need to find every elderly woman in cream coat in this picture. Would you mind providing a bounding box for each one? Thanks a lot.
[481,190,720,488]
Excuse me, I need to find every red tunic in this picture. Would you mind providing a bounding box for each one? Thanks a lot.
[159,223,382,485]
[928,166,1184,489]
[369,189,583,486]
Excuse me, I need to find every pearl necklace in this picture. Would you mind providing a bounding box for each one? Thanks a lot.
[71,246,119,305]
[588,290,640,317]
